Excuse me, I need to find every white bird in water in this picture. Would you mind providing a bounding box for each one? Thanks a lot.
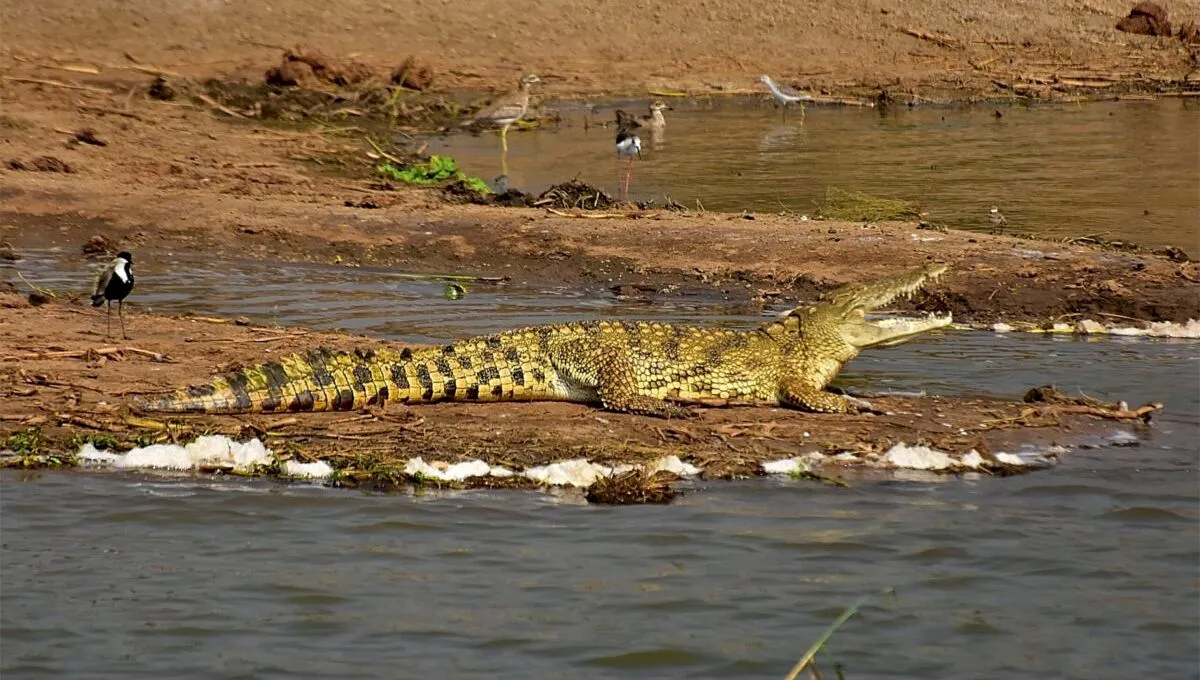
[759,75,815,121]
[614,110,642,201]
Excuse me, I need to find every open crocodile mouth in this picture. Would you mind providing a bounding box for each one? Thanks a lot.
[823,263,949,313]
[870,311,953,329]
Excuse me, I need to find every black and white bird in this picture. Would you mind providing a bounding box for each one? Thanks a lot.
[988,206,1008,235]
[91,251,135,339]
[614,110,642,201]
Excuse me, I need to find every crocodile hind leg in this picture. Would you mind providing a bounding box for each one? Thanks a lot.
[550,344,695,419]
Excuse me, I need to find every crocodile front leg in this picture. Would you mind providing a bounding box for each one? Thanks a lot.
[779,377,856,414]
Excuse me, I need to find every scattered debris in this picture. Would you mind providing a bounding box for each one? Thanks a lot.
[0,242,18,262]
[1116,2,1173,36]
[1022,385,1162,422]
[586,469,678,505]
[389,56,434,92]
[7,156,74,173]
[72,128,107,147]
[147,75,176,101]
[81,234,115,255]
[1157,246,1191,262]
[264,47,375,88]
[534,179,616,211]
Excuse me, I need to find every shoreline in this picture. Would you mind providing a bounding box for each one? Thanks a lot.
[0,299,1166,501]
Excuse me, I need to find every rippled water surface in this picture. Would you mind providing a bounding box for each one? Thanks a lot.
[433,98,1200,249]
[2,252,1198,678]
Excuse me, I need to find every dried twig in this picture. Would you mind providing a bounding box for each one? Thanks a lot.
[545,208,638,219]
[364,137,405,165]
[899,28,959,48]
[2,76,111,93]
[76,104,146,121]
[194,92,246,118]
[3,347,170,362]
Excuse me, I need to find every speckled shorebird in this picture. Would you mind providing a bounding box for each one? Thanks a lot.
[638,101,669,129]
[464,74,541,153]
[759,74,815,121]
[91,251,135,339]
[623,100,670,151]
[989,206,1008,235]
[614,110,642,201]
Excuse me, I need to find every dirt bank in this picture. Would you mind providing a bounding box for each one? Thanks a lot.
[0,299,1164,499]
[3,0,1199,99]
[2,8,1198,328]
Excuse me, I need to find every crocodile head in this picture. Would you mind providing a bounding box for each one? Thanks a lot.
[768,264,952,354]
[819,263,952,348]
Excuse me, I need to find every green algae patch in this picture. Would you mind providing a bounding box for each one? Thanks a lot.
[816,187,922,222]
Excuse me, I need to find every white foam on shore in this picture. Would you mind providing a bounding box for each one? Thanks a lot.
[79,435,272,472]
[762,442,1059,476]
[77,436,702,489]
[78,435,330,479]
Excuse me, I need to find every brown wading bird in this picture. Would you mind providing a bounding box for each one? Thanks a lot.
[630,100,670,151]
[614,110,642,201]
[636,100,669,130]
[91,251,135,339]
[462,74,541,154]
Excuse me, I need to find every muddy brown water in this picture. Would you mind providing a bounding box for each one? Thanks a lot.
[433,98,1200,250]
[2,251,1198,678]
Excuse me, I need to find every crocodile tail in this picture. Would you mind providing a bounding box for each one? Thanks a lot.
[135,347,405,414]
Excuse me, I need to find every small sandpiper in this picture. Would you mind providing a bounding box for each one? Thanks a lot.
[614,110,642,201]
[91,251,135,339]
[988,206,1008,235]
[463,74,541,153]
[759,74,815,121]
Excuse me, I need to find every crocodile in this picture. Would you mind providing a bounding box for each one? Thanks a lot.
[137,264,952,418]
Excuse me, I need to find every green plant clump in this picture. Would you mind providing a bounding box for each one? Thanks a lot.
[378,155,492,195]
[817,186,921,222]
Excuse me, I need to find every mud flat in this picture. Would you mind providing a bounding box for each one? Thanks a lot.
[0,299,1164,501]
[2,30,1197,328]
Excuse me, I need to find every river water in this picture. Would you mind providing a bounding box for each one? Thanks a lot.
[433,97,1200,250]
[2,250,1198,678]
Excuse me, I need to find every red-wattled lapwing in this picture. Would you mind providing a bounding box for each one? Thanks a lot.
[463,74,541,154]
[91,251,135,339]
[759,74,815,122]
[614,110,642,202]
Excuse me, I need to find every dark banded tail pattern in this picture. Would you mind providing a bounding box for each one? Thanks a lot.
[136,339,563,414]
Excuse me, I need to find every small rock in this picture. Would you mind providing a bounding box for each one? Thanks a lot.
[81,235,114,255]
[73,128,107,147]
[147,75,177,101]
[389,56,435,91]
[1116,1,1173,36]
